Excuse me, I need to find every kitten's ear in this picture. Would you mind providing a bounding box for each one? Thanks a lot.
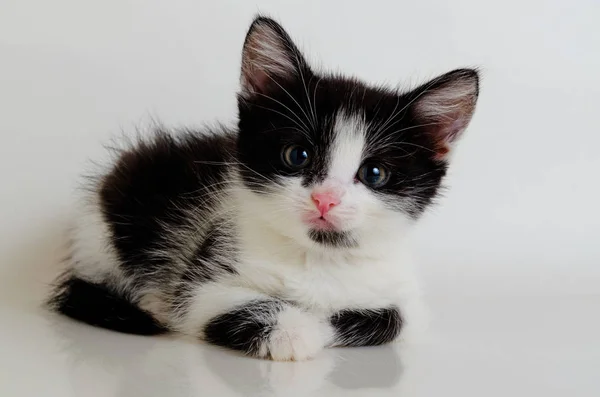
[240,16,310,96]
[409,69,479,160]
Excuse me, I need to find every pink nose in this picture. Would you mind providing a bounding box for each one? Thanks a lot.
[311,192,341,217]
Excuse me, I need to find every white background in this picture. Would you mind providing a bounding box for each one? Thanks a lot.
[0,1,599,396]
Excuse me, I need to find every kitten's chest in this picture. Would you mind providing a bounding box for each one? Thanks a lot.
[240,251,408,312]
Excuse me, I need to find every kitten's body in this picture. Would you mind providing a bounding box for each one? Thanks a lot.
[49,17,479,360]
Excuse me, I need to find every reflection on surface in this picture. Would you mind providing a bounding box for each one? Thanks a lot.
[11,296,597,397]
[329,347,403,390]
[204,344,339,396]
[203,344,403,396]
[50,317,196,397]
[49,315,405,397]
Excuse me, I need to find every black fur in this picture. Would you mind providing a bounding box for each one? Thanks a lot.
[50,274,167,335]
[330,307,403,347]
[52,130,240,334]
[184,225,238,284]
[99,130,237,282]
[204,300,284,357]
[308,229,358,248]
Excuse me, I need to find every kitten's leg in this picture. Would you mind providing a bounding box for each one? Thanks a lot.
[177,283,333,361]
[329,307,403,347]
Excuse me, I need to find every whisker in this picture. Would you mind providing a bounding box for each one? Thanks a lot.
[297,61,317,129]
[262,71,315,135]
[253,90,311,133]
[252,104,312,142]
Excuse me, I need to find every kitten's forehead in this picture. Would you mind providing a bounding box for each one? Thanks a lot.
[326,111,366,182]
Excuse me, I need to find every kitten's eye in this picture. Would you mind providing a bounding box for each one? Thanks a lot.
[357,164,389,188]
[282,145,310,169]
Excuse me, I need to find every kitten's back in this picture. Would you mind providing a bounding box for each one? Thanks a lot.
[49,128,238,334]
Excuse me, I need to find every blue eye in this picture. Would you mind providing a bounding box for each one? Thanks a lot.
[282,145,310,169]
[357,164,389,188]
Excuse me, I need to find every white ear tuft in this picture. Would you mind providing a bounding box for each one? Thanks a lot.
[240,17,308,96]
[411,69,479,159]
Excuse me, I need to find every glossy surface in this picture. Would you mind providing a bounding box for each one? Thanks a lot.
[1,295,598,397]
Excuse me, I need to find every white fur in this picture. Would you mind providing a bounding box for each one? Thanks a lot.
[247,24,295,73]
[328,111,366,182]
[265,306,332,361]
[70,192,123,284]
[413,77,478,154]
[415,79,477,119]
[231,201,424,332]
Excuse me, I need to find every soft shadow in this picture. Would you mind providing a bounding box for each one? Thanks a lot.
[202,343,404,396]
[0,216,70,312]
[203,346,337,397]
[48,318,201,397]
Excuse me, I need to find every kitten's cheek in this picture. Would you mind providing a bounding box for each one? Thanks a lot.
[336,206,361,225]
[301,210,318,222]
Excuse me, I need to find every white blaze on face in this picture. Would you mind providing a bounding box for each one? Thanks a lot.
[326,111,367,184]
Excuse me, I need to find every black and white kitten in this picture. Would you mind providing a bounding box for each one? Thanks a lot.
[49,16,479,361]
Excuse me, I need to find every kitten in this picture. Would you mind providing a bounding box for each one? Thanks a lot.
[48,16,479,361]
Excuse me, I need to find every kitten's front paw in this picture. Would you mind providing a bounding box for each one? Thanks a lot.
[263,307,328,361]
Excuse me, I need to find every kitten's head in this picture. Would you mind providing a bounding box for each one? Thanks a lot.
[236,16,479,250]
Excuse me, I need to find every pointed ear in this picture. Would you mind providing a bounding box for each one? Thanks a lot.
[240,16,310,96]
[409,69,479,160]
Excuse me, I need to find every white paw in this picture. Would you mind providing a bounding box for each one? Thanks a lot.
[263,307,329,361]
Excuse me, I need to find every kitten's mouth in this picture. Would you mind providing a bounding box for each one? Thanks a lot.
[310,217,335,230]
[302,214,338,231]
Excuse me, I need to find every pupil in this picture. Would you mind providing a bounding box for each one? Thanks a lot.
[369,167,380,181]
[292,148,307,164]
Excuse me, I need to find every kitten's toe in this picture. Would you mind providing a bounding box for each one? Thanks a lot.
[264,307,328,361]
[266,327,321,361]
